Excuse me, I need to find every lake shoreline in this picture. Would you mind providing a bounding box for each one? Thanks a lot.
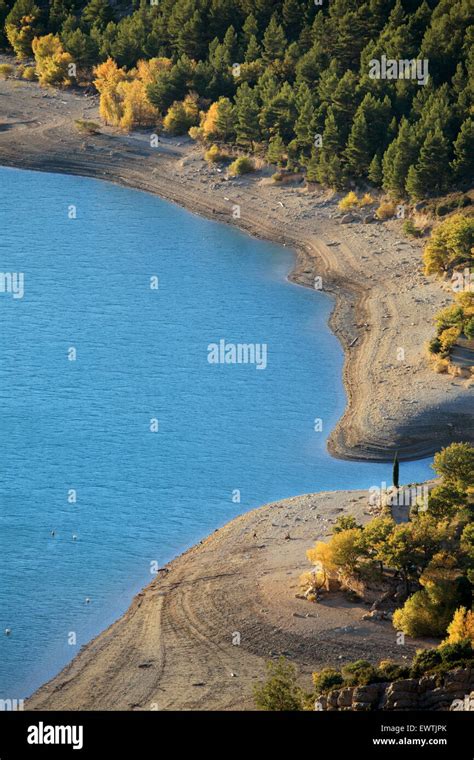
[0,74,466,713]
[25,487,434,711]
[0,81,474,461]
[0,76,472,462]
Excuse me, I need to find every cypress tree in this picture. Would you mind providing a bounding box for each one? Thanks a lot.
[393,451,399,489]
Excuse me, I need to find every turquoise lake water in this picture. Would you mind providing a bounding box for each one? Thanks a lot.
[0,167,433,699]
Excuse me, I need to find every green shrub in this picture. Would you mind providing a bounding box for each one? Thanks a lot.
[436,196,471,217]
[438,640,473,664]
[312,668,344,693]
[332,515,362,534]
[423,214,474,276]
[410,643,473,681]
[377,660,410,682]
[403,219,422,237]
[465,317,474,339]
[433,443,474,491]
[253,658,304,711]
[410,648,442,677]
[204,144,228,163]
[341,660,377,686]
[428,336,442,354]
[393,578,461,639]
[228,156,255,177]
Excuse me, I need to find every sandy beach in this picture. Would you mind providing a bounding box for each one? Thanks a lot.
[26,488,434,711]
[0,74,472,463]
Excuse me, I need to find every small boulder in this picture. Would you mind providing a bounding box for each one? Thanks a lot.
[340,213,359,224]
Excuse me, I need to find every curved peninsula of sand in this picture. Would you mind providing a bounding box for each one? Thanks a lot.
[27,488,434,711]
[0,73,472,462]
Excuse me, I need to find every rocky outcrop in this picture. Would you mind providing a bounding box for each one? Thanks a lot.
[315,667,474,711]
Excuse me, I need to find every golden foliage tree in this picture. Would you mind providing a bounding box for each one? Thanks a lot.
[200,101,219,139]
[94,58,161,131]
[117,79,159,132]
[306,528,364,575]
[423,214,474,276]
[94,58,127,126]
[32,34,73,87]
[442,607,474,646]
[163,93,200,135]
[135,57,172,86]
[393,552,464,637]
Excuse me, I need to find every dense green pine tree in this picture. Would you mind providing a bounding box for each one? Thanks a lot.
[1,0,469,198]
[368,152,383,186]
[267,133,286,166]
[382,117,420,198]
[215,97,236,142]
[294,92,317,157]
[405,128,451,200]
[344,110,372,178]
[235,82,261,147]
[282,0,302,41]
[259,81,297,142]
[82,0,114,30]
[242,12,258,44]
[262,13,287,63]
[451,119,474,185]
[244,34,261,63]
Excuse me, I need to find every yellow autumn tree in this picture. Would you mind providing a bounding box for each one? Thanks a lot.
[423,214,474,276]
[117,79,159,132]
[93,58,127,126]
[163,93,200,135]
[200,101,219,139]
[307,529,363,575]
[135,57,172,86]
[32,34,73,87]
[94,58,162,131]
[442,607,474,646]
